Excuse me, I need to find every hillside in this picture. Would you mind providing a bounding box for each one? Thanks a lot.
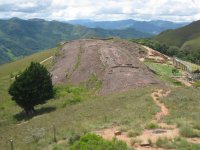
[154,20,200,64]
[0,18,150,64]
[51,39,161,94]
[68,19,188,35]
[0,39,200,149]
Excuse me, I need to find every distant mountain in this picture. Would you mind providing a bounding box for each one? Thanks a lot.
[0,18,151,64]
[67,19,188,35]
[154,20,200,64]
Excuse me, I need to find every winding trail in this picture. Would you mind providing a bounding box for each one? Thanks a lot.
[95,89,179,150]
[151,89,170,121]
[134,89,179,150]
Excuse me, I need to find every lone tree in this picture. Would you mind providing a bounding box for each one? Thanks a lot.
[9,62,54,116]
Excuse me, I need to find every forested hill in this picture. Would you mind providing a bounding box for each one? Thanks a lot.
[154,20,200,64]
[0,18,151,64]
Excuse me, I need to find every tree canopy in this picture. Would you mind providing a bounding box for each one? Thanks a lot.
[9,62,54,116]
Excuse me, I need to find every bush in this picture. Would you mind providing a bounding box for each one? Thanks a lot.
[68,133,128,150]
[172,68,179,75]
[145,122,159,129]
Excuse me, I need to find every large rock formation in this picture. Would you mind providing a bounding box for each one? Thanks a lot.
[52,39,161,94]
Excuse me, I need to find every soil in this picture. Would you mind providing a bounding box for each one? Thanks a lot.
[51,39,162,95]
[95,89,180,150]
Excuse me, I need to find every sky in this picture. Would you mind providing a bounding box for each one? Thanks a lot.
[0,0,200,22]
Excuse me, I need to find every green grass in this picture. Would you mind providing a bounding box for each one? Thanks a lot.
[156,137,200,150]
[0,49,160,149]
[0,85,159,149]
[145,122,159,129]
[160,87,200,130]
[179,124,200,138]
[68,133,129,150]
[144,61,183,86]
[0,48,56,124]
[84,74,102,91]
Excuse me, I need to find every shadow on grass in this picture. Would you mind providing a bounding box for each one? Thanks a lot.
[14,106,56,121]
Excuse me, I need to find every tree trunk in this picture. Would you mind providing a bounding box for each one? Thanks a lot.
[25,106,35,117]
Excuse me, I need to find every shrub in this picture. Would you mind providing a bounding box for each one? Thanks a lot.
[68,133,128,150]
[145,122,159,129]
[172,68,179,75]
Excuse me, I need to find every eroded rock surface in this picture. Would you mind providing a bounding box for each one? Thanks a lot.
[52,39,161,94]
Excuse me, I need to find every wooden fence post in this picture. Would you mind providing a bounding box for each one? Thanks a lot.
[10,140,13,150]
[53,125,57,142]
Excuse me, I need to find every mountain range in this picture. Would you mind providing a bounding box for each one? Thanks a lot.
[0,18,150,64]
[67,19,188,35]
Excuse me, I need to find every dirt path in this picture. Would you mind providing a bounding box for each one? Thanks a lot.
[95,89,180,150]
[151,90,169,121]
[40,56,53,64]
[142,46,170,61]
[134,90,179,149]
[172,77,192,87]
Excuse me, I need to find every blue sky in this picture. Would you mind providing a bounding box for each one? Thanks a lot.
[0,0,199,22]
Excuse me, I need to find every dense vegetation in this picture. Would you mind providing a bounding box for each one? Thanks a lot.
[131,38,181,57]
[132,38,200,64]
[153,20,200,64]
[9,62,54,116]
[68,134,128,150]
[0,18,150,64]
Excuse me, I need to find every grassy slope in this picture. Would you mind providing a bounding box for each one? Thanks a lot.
[154,20,200,48]
[161,87,200,126]
[0,48,56,125]
[144,62,183,86]
[0,47,159,149]
[154,20,200,64]
[0,43,199,149]
[181,36,200,51]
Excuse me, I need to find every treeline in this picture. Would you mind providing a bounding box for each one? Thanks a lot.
[131,39,200,64]
[131,39,178,56]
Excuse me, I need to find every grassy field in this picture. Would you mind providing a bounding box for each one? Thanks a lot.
[144,61,183,86]
[161,87,200,131]
[0,86,159,149]
[0,47,160,149]
[0,43,199,149]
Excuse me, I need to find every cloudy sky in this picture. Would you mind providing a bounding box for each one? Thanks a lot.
[0,0,199,22]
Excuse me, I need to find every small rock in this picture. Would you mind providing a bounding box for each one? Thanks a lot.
[114,131,121,136]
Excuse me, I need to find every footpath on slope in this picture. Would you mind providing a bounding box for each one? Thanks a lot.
[95,89,179,150]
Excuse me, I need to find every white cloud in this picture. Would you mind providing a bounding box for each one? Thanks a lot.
[0,0,199,22]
